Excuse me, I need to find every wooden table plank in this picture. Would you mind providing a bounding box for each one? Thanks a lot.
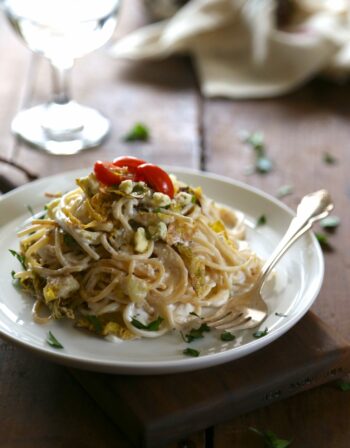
[203,80,350,447]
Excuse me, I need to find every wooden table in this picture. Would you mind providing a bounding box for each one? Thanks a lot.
[1,2,350,447]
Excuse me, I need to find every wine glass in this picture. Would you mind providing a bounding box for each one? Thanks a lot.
[1,0,121,155]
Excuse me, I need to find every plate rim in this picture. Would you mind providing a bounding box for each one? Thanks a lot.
[0,167,324,374]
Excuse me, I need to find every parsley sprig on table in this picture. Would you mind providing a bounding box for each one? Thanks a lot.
[249,427,292,448]
[123,123,150,142]
[240,130,273,174]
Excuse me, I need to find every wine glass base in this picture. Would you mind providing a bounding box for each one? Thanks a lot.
[11,103,110,155]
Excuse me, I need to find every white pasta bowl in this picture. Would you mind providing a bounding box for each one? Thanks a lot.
[0,168,324,374]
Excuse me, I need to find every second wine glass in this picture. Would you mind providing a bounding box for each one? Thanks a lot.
[2,0,121,155]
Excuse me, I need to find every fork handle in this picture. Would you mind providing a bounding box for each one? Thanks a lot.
[257,189,333,289]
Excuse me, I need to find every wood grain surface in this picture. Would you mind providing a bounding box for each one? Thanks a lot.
[0,1,349,447]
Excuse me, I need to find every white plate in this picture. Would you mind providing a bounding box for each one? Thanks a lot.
[0,168,324,374]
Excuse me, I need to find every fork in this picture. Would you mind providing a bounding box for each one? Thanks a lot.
[204,189,334,331]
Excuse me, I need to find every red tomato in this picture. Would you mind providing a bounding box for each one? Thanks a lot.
[113,156,146,173]
[94,161,123,186]
[136,163,174,198]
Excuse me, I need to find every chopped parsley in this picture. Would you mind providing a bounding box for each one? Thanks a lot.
[240,130,273,174]
[189,311,202,318]
[85,315,103,334]
[253,327,268,338]
[27,205,34,216]
[182,323,210,343]
[315,232,332,250]
[337,380,350,392]
[249,427,292,448]
[46,331,64,349]
[131,316,164,331]
[256,215,267,227]
[320,215,340,231]
[275,312,288,318]
[220,331,236,341]
[183,347,200,357]
[276,185,293,199]
[11,270,16,279]
[9,249,26,269]
[123,123,150,142]
[323,152,337,165]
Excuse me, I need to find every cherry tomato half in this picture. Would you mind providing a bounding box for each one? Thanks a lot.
[136,163,174,198]
[94,161,124,186]
[113,156,146,173]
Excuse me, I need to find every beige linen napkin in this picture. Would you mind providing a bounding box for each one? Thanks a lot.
[110,0,350,98]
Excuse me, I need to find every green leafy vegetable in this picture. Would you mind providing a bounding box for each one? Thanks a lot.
[183,348,200,357]
[123,123,150,142]
[220,331,236,341]
[253,327,268,338]
[182,323,210,343]
[11,270,16,279]
[131,316,164,331]
[276,185,293,199]
[315,232,331,250]
[337,380,350,391]
[256,215,267,227]
[323,152,337,165]
[9,249,26,269]
[27,205,34,216]
[249,427,292,448]
[46,331,64,349]
[320,215,340,231]
[240,130,273,174]
[86,315,103,334]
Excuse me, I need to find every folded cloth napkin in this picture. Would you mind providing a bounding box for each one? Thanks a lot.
[110,0,350,98]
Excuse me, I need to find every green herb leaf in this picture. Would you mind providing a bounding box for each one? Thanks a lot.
[276,185,293,199]
[9,249,26,269]
[27,205,34,216]
[240,130,265,150]
[86,315,103,334]
[131,316,164,331]
[275,312,288,318]
[323,152,337,165]
[315,232,331,249]
[189,311,201,318]
[337,380,350,391]
[11,270,16,279]
[123,123,150,142]
[220,331,236,341]
[256,156,273,174]
[46,331,64,349]
[253,327,268,338]
[63,234,77,247]
[183,323,210,343]
[256,215,267,227]
[320,215,340,231]
[249,427,292,448]
[183,347,200,357]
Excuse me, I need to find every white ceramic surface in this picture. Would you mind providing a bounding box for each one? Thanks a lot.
[0,168,324,374]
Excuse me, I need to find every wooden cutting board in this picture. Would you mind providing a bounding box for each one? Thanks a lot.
[71,312,350,448]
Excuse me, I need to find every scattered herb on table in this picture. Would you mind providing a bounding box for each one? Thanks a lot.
[9,249,26,269]
[276,185,293,199]
[220,331,236,341]
[183,347,200,357]
[46,331,64,349]
[249,427,292,448]
[320,215,340,231]
[323,152,337,165]
[253,327,269,338]
[27,205,34,216]
[131,316,164,331]
[337,380,350,392]
[182,323,210,343]
[123,123,150,142]
[275,312,288,318]
[240,130,273,174]
[315,232,332,250]
[256,214,267,227]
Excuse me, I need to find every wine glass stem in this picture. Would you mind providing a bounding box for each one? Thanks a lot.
[51,63,71,105]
